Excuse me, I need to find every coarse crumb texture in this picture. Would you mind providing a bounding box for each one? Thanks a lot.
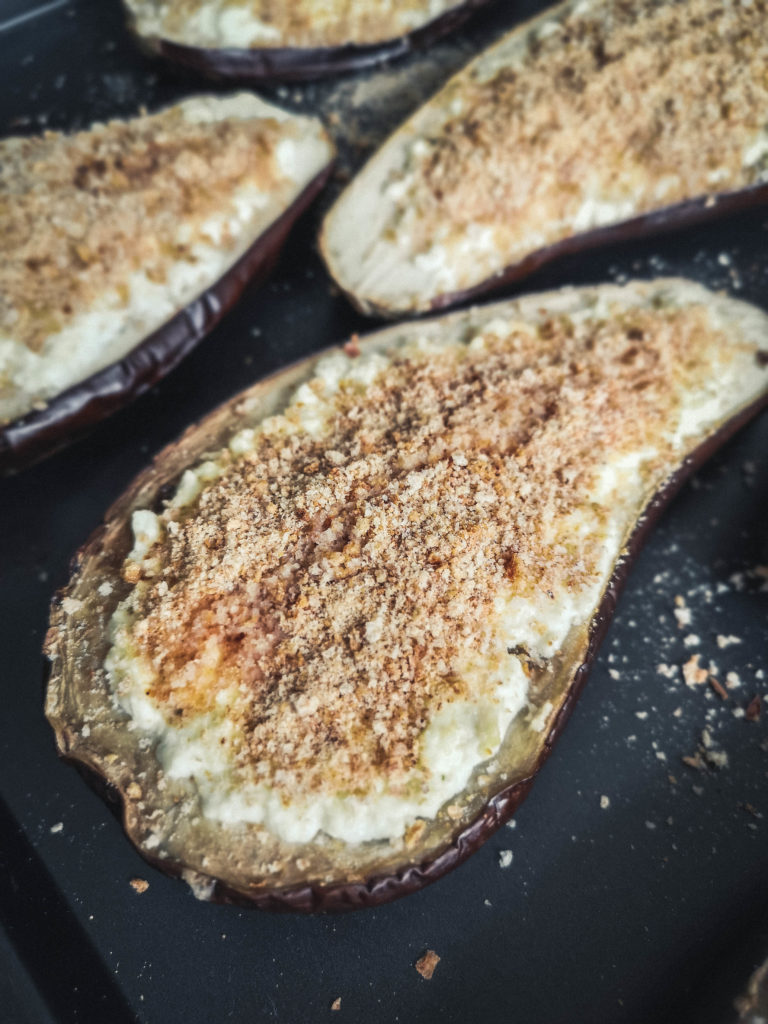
[124,0,467,48]
[0,94,332,423]
[104,280,768,847]
[322,0,768,312]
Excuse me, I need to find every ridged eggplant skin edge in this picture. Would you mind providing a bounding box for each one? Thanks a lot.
[322,183,768,319]
[43,373,768,912]
[0,164,334,474]
[127,0,493,83]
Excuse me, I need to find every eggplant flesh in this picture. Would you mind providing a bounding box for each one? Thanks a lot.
[0,94,334,471]
[320,0,768,315]
[124,0,492,81]
[45,279,768,910]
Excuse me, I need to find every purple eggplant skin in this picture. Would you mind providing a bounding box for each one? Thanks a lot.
[128,0,494,83]
[44,370,768,912]
[425,184,768,315]
[0,165,333,475]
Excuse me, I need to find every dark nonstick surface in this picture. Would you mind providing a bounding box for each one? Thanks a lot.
[1,2,767,1022]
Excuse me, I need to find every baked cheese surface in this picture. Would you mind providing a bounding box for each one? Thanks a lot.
[125,0,466,49]
[105,281,768,845]
[323,0,768,311]
[0,94,332,424]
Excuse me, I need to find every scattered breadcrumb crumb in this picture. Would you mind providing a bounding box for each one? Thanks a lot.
[342,334,360,357]
[415,950,440,980]
[331,997,341,1011]
[745,696,762,722]
[49,822,63,834]
[498,850,514,869]
[708,676,728,700]
[129,878,149,894]
[683,634,700,647]
[742,803,762,819]
[726,671,742,689]
[600,795,610,809]
[706,749,729,769]
[673,597,691,628]
[682,654,708,687]
[716,634,742,648]
[682,753,705,771]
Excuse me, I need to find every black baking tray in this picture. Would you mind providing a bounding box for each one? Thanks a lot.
[1,2,767,1022]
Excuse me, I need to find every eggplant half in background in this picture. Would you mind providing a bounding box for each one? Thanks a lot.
[45,279,768,910]
[0,93,334,471]
[123,0,494,81]
[321,0,768,315]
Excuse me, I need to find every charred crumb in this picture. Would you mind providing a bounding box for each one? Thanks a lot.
[708,676,728,700]
[745,696,762,722]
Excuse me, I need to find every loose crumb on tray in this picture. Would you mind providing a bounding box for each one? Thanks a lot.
[415,950,441,980]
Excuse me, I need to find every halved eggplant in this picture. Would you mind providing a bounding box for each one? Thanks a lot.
[320,0,768,316]
[123,0,493,82]
[0,94,334,472]
[45,279,768,910]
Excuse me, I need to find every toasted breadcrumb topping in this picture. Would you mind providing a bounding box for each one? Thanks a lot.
[0,104,291,353]
[115,302,735,799]
[126,0,464,49]
[403,0,768,254]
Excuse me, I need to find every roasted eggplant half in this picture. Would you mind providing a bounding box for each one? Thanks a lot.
[123,0,493,81]
[0,94,334,472]
[45,279,768,910]
[321,0,768,316]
